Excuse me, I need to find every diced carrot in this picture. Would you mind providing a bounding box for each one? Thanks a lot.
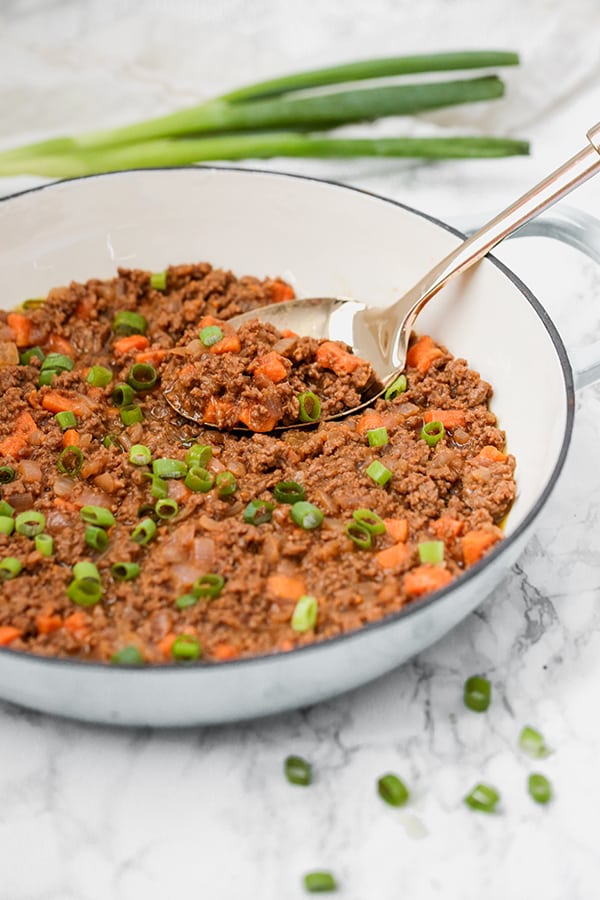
[7,313,32,348]
[197,315,221,330]
[461,530,500,566]
[280,329,298,339]
[406,335,444,374]
[267,574,306,600]
[315,341,363,374]
[46,333,75,356]
[474,445,508,464]
[237,403,280,433]
[0,626,21,646]
[36,614,62,635]
[41,392,90,416]
[157,633,177,658]
[404,565,453,597]
[135,349,169,366]
[75,296,96,319]
[423,409,466,429]
[375,542,409,569]
[63,611,89,635]
[268,279,296,303]
[209,335,241,355]
[212,642,240,661]
[113,334,149,354]
[0,435,27,458]
[253,351,289,384]
[15,411,36,434]
[63,429,80,448]
[431,516,463,540]
[383,518,409,543]
[203,396,235,425]
[279,639,295,652]
[356,411,386,435]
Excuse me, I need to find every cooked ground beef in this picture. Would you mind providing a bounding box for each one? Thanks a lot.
[0,263,516,664]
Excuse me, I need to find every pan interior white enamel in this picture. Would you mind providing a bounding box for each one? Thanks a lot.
[0,168,568,533]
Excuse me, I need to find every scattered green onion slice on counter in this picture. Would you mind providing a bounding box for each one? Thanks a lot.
[418,540,445,564]
[112,383,136,406]
[73,561,101,581]
[366,460,392,486]
[152,458,188,479]
[199,325,224,347]
[171,634,202,661]
[193,573,225,599]
[464,783,500,813]
[0,516,14,535]
[110,645,145,665]
[155,498,179,519]
[243,499,275,525]
[0,557,22,579]
[518,725,551,758]
[377,773,410,807]
[120,404,144,426]
[15,510,46,537]
[150,270,167,291]
[111,562,141,581]
[57,445,84,476]
[112,310,148,336]
[80,506,115,528]
[273,480,305,503]
[41,353,73,374]
[345,522,372,550]
[87,365,113,387]
[298,390,321,423]
[0,466,16,484]
[463,675,491,712]
[129,444,152,466]
[352,508,386,535]
[384,374,407,400]
[291,595,318,632]
[0,500,14,517]
[54,410,77,431]
[127,362,158,391]
[19,346,45,365]
[421,420,445,447]
[175,593,199,610]
[215,471,237,496]
[367,426,389,447]
[284,755,312,786]
[185,444,212,467]
[185,466,214,492]
[85,525,109,551]
[131,517,157,545]
[34,534,54,557]
[528,773,553,804]
[290,501,323,530]
[303,872,337,893]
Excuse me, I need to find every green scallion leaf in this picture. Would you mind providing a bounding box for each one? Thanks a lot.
[303,871,337,893]
[367,426,389,447]
[273,480,305,504]
[120,404,144,426]
[298,391,321,423]
[366,460,392,486]
[384,374,408,400]
[111,645,145,665]
[150,271,167,291]
[80,506,115,528]
[352,508,386,535]
[57,445,84,476]
[0,556,22,579]
[87,365,113,387]
[518,725,551,759]
[528,773,552,805]
[15,510,46,537]
[171,633,201,661]
[464,675,491,712]
[129,444,152,466]
[152,458,188,479]
[54,410,77,431]
[199,325,224,347]
[185,466,214,492]
[155,497,179,519]
[215,471,237,497]
[418,540,445,564]
[34,533,53,557]
[0,466,16,484]
[112,310,147,336]
[290,501,323,530]
[192,573,225,599]
[464,783,500,813]
[111,561,141,581]
[131,517,157,545]
[126,362,157,391]
[284,755,312,786]
[421,420,445,447]
[377,773,410,807]
[291,595,318,632]
[243,498,275,525]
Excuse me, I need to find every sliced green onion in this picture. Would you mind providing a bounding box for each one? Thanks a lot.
[57,445,84,476]
[85,525,109,551]
[216,471,237,496]
[367,426,389,447]
[291,595,318,632]
[192,573,225,599]
[518,725,550,758]
[73,561,101,581]
[111,561,141,581]
[87,365,113,387]
[144,473,168,499]
[131,517,157,545]
[528,773,552,804]
[129,444,152,466]
[298,391,321,423]
[0,516,14,535]
[67,577,102,606]
[0,557,22,579]
[80,506,115,528]
[175,593,199,610]
[290,501,323,530]
[366,459,392,486]
[171,634,201,661]
[421,420,445,447]
[110,645,144,665]
[152,457,188,479]
[464,783,500,813]
[464,675,491,712]
[137,502,157,519]
[303,872,337,893]
[243,499,275,525]
[284,755,312,786]
[112,310,148,336]
[19,346,45,365]
[155,497,179,519]
[384,374,407,400]
[377,773,410,807]
[55,410,77,431]
[0,500,14,517]
[185,466,214,492]
[0,466,16,484]
[273,480,305,503]
[41,353,73,373]
[185,444,213,467]
[38,370,55,386]
[352,508,386,535]
[418,540,445,564]
[120,404,144,426]
[15,510,46,537]
[199,325,224,347]
[22,297,46,309]
[345,522,372,549]
[150,270,167,291]
[127,362,157,391]
[34,533,54,557]
[103,434,122,450]
[112,383,135,407]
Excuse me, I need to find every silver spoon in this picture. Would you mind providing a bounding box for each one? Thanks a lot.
[164,122,600,427]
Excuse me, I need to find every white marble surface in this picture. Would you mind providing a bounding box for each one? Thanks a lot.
[1,2,600,898]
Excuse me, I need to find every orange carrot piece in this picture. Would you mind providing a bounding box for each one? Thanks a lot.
[461,530,499,566]
[41,392,90,416]
[113,334,149,354]
[253,351,289,384]
[404,565,453,597]
[212,643,240,661]
[157,633,177,658]
[63,611,88,635]
[36,614,62,635]
[203,396,234,425]
[197,315,221,330]
[423,409,466,429]
[237,403,280,433]
[280,329,298,339]
[15,411,36,434]
[46,333,75,356]
[315,341,363,374]
[474,445,508,463]
[209,335,241,355]
[375,542,409,569]
[431,516,463,540]
[268,279,296,303]
[267,574,306,600]
[0,435,27,458]
[0,626,21,646]
[383,518,409,543]
[279,639,295,652]
[7,313,33,348]
[135,349,169,366]
[62,429,80,448]
[406,335,444,374]
[356,411,386,435]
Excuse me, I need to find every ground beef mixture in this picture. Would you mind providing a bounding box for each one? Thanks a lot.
[162,317,379,431]
[0,262,516,665]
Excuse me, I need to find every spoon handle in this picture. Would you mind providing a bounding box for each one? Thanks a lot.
[388,122,600,368]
